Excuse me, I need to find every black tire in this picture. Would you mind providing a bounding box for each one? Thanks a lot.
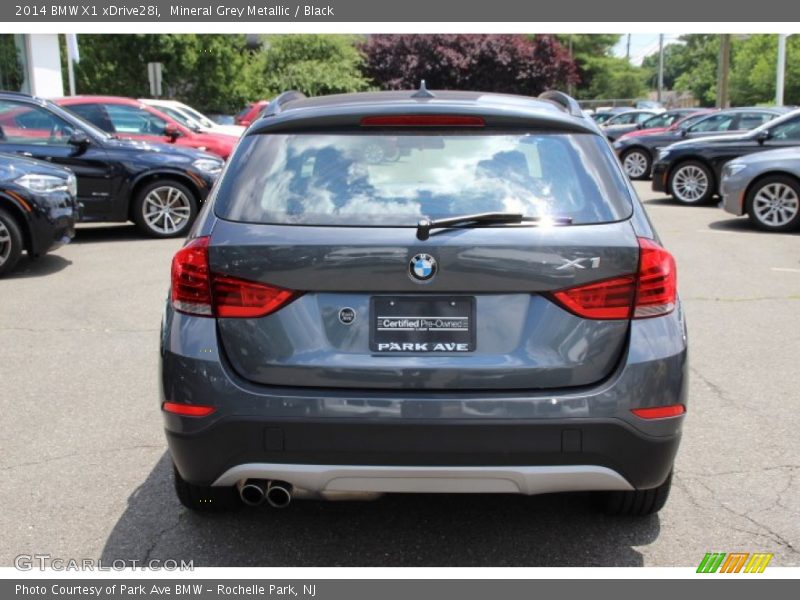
[132,179,198,238]
[173,464,241,512]
[620,148,652,180]
[745,174,800,232]
[599,471,673,516]
[668,161,715,205]
[0,208,24,277]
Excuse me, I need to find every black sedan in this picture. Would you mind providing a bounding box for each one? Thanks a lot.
[652,109,800,204]
[0,92,223,238]
[0,152,78,276]
[614,107,788,180]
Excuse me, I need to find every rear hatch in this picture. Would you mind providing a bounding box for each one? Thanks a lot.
[209,127,638,390]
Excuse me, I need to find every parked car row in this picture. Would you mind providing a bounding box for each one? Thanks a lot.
[608,104,800,232]
[0,90,227,276]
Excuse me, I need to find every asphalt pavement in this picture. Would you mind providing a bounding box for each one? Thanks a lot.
[1,181,798,567]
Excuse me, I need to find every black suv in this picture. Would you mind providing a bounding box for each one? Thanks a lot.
[0,92,223,237]
[0,152,78,276]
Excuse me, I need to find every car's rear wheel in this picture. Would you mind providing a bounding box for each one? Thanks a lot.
[669,161,714,204]
[173,464,241,512]
[133,180,197,238]
[0,208,23,277]
[598,471,672,516]
[621,148,652,180]
[746,175,800,232]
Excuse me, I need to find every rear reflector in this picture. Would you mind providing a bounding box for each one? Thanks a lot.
[360,115,485,127]
[631,404,685,419]
[162,402,216,417]
[171,236,301,318]
[550,237,677,320]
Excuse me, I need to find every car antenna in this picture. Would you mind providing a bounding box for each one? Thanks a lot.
[411,80,435,99]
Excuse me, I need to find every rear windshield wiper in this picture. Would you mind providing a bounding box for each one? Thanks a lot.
[416,212,572,241]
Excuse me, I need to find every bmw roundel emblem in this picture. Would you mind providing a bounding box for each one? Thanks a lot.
[409,253,437,282]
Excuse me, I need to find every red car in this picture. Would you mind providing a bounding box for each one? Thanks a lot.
[616,109,716,141]
[56,96,238,160]
[234,100,269,127]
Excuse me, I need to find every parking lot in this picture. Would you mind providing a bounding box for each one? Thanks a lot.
[1,180,798,568]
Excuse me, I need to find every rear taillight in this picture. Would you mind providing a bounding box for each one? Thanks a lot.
[633,238,677,318]
[170,236,300,318]
[171,237,213,316]
[360,115,485,127]
[212,275,299,318]
[551,276,636,320]
[551,237,677,320]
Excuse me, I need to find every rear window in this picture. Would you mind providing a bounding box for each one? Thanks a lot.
[214,132,633,226]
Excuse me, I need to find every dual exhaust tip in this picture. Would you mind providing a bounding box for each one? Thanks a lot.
[238,479,293,508]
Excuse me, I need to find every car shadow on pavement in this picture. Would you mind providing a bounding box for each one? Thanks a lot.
[640,196,689,207]
[101,453,660,567]
[2,254,72,278]
[72,224,161,244]
[708,217,800,235]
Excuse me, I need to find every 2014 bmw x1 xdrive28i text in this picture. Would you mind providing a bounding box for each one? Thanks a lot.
[161,88,688,516]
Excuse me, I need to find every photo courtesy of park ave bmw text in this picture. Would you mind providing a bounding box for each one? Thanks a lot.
[0,0,799,595]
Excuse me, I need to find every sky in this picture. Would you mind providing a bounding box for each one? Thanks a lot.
[612,34,682,66]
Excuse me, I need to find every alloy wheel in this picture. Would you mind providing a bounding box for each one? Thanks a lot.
[0,220,11,267]
[623,151,649,178]
[671,165,709,203]
[752,182,800,228]
[142,185,192,235]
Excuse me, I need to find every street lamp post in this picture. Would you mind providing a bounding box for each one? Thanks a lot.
[776,34,787,106]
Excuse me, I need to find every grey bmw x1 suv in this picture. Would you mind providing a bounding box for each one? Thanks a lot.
[160,88,687,516]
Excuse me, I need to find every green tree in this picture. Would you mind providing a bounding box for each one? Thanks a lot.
[555,35,646,99]
[67,34,263,114]
[730,34,800,106]
[641,43,691,91]
[0,35,24,91]
[260,34,370,97]
[666,35,719,106]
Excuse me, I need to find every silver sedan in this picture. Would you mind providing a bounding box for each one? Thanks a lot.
[721,147,800,232]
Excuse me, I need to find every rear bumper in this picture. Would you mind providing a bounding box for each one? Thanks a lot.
[212,463,635,495]
[166,416,681,491]
[161,299,688,494]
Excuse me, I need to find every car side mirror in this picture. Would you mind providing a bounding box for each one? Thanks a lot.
[68,130,91,149]
[164,123,182,141]
[756,129,771,144]
[680,128,690,138]
[636,123,643,130]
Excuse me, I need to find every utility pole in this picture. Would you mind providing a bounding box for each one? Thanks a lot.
[626,34,631,59]
[776,34,787,106]
[657,34,665,103]
[716,34,731,108]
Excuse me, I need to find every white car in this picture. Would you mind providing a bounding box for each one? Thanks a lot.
[139,99,245,137]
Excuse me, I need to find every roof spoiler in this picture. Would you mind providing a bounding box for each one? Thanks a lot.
[262,90,307,118]
[538,91,584,118]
